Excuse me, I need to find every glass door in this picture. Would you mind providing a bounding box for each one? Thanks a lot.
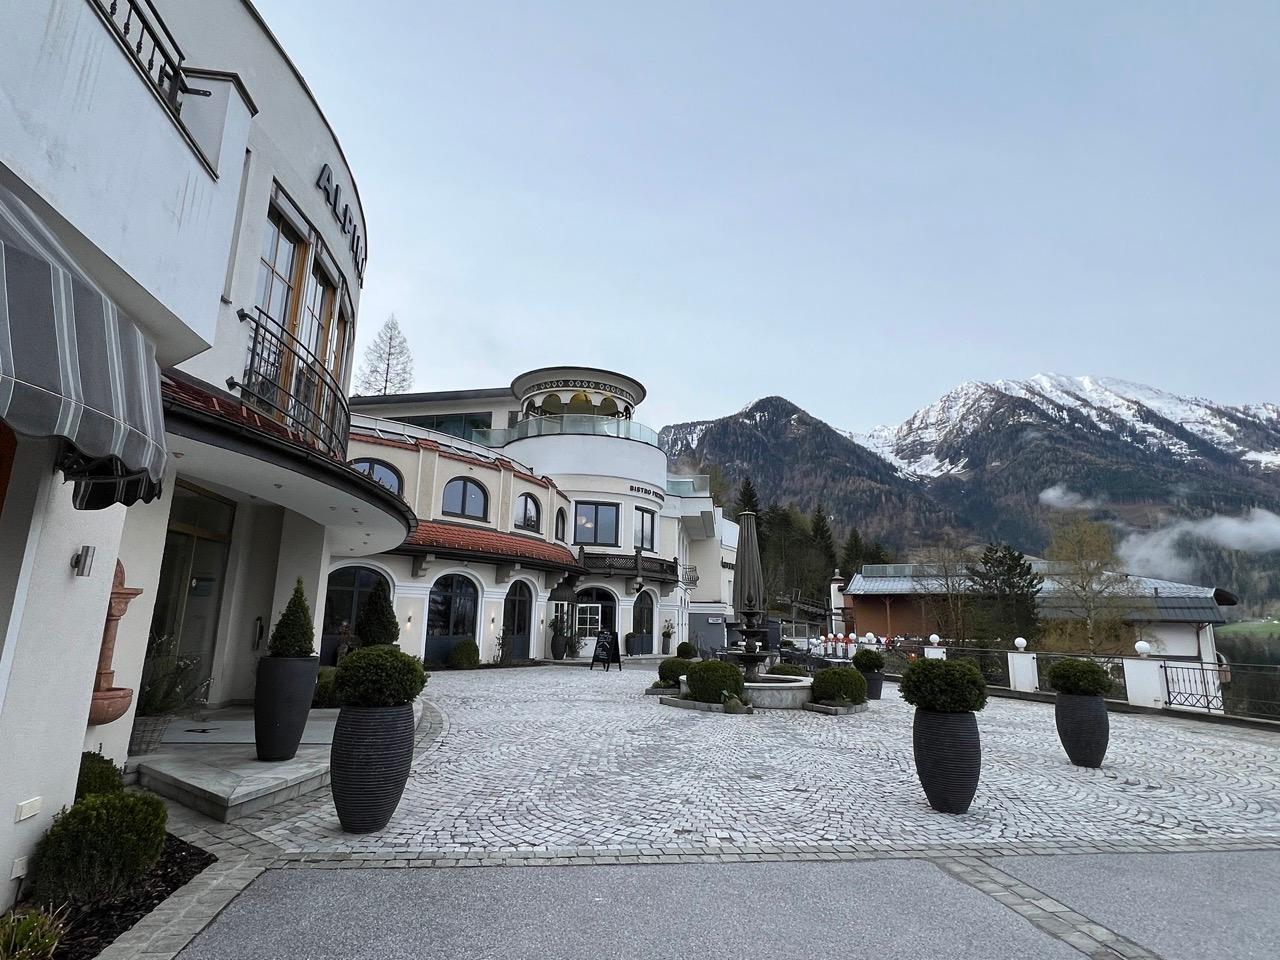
[575,604,602,646]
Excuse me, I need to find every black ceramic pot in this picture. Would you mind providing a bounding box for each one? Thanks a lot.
[1055,693,1109,768]
[912,708,981,814]
[330,703,416,833]
[860,670,885,700]
[254,656,319,761]
[550,633,568,661]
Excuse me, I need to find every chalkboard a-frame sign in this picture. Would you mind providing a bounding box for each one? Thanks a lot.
[590,631,622,671]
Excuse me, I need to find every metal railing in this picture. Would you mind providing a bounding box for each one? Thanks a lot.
[93,0,187,114]
[579,549,679,583]
[1035,652,1128,702]
[473,415,660,448]
[682,564,699,586]
[950,647,1012,688]
[232,307,350,459]
[1161,661,1280,720]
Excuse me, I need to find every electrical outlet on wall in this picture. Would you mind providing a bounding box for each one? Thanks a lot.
[14,797,40,821]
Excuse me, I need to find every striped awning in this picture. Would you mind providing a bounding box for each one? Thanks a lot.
[0,180,166,508]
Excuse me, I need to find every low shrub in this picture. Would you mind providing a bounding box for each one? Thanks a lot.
[1046,658,1113,697]
[29,792,166,908]
[766,663,806,677]
[685,660,744,704]
[851,648,885,673]
[335,646,427,708]
[899,658,987,713]
[446,638,481,670]
[75,751,123,801]
[312,667,339,708]
[0,906,65,960]
[657,658,691,687]
[811,667,867,705]
[675,641,697,659]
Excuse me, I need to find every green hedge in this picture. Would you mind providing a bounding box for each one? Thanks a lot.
[335,646,427,708]
[1046,658,1113,696]
[29,792,166,907]
[657,658,691,687]
[446,638,481,670]
[811,667,867,705]
[75,751,123,801]
[899,658,987,713]
[685,660,744,704]
[851,648,885,673]
[766,663,806,677]
[675,641,697,659]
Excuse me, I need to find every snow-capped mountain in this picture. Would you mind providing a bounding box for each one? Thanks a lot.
[853,374,1280,478]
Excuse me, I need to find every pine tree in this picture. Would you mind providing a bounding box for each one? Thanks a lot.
[354,314,414,395]
[735,477,761,518]
[809,504,837,576]
[355,580,400,646]
[966,544,1043,641]
[839,527,865,576]
[268,578,315,657]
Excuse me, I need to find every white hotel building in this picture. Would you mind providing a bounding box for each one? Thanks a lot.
[341,368,739,665]
[0,0,409,878]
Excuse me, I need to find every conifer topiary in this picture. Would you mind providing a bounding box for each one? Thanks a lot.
[268,578,315,658]
[355,581,399,646]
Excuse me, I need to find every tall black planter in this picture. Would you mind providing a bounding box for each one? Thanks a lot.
[254,656,319,761]
[912,709,981,814]
[1055,694,1109,768]
[860,671,885,700]
[550,633,568,661]
[330,703,416,833]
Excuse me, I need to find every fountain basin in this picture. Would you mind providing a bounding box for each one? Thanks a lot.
[677,673,813,710]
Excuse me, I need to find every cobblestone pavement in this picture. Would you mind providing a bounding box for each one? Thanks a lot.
[248,665,1280,858]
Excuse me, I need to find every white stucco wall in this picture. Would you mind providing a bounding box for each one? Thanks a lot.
[505,436,668,492]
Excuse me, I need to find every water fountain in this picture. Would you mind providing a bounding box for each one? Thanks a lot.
[728,511,770,681]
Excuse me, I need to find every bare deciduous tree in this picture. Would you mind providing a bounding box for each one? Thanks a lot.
[354,314,414,396]
[1046,517,1133,654]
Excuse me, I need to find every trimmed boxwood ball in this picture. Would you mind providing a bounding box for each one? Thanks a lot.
[336,646,427,708]
[657,657,690,686]
[766,663,806,678]
[446,638,481,670]
[811,667,867,705]
[900,658,987,712]
[30,792,166,907]
[1046,658,1113,696]
[75,751,124,800]
[685,660,744,704]
[675,641,697,659]
[851,648,885,673]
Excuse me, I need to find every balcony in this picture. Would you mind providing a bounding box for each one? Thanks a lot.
[474,415,660,448]
[579,549,680,584]
[230,307,350,459]
[93,0,188,117]
[682,564,700,586]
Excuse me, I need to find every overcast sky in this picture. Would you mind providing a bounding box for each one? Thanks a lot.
[253,1,1277,431]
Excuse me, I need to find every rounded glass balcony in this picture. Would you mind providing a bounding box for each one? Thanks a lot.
[474,415,660,448]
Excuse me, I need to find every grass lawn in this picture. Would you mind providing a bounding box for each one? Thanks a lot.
[1218,619,1280,640]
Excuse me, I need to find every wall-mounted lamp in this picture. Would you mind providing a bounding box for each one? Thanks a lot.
[70,545,96,578]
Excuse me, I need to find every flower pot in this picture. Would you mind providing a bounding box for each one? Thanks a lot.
[912,708,981,814]
[254,656,319,761]
[128,715,170,756]
[859,670,885,700]
[662,636,671,655]
[550,633,568,661]
[1055,693,1109,768]
[330,703,416,833]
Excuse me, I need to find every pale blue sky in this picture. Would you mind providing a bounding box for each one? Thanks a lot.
[253,0,1278,431]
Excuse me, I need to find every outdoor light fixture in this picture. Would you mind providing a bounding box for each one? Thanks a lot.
[1135,640,1152,657]
[70,545,95,578]
[1014,637,1027,650]
[929,633,941,645]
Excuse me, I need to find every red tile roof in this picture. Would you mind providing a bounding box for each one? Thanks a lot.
[402,519,581,570]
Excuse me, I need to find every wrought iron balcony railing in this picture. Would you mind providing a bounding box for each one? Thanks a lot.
[231,307,350,459]
[93,0,189,115]
[578,549,680,583]
[682,564,699,586]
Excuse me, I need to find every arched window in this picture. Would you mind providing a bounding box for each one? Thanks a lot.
[349,458,402,495]
[567,391,594,415]
[442,477,488,520]
[598,397,619,418]
[322,566,392,665]
[515,493,540,531]
[555,508,567,542]
[541,394,564,415]
[426,574,479,660]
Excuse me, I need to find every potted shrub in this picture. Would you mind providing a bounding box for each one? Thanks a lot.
[852,648,886,700]
[624,630,638,657]
[661,619,675,655]
[685,660,744,705]
[899,659,987,814]
[1046,658,1112,768]
[254,578,320,762]
[330,645,427,833]
[675,640,697,660]
[549,615,569,661]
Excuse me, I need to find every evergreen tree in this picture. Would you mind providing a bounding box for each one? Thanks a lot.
[839,527,865,575]
[268,578,315,657]
[354,314,414,395]
[355,580,400,646]
[734,476,762,518]
[864,541,893,565]
[966,544,1043,641]
[810,504,838,578]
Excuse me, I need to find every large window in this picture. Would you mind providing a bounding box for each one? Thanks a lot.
[322,566,391,665]
[574,502,619,546]
[443,477,488,520]
[634,507,655,552]
[555,508,567,542]
[349,458,402,495]
[256,206,301,327]
[396,412,492,440]
[515,493,541,532]
[426,574,478,660]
